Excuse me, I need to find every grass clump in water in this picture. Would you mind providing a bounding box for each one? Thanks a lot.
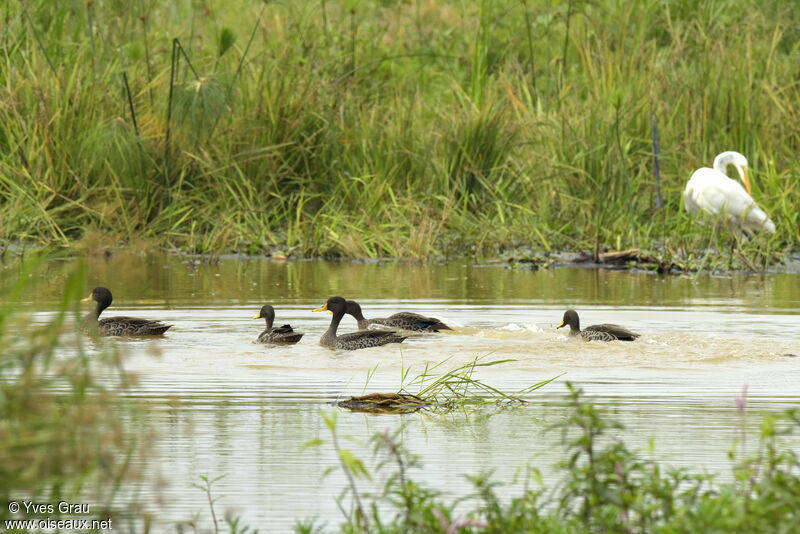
[338,352,558,414]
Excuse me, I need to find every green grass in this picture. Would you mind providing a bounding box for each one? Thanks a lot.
[338,352,559,414]
[1,0,798,262]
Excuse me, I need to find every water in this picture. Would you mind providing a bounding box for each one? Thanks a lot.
[4,253,800,531]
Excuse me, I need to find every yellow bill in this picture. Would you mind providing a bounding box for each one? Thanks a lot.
[742,168,752,196]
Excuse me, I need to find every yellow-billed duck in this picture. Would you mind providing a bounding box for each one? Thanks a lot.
[345,300,451,332]
[82,286,172,336]
[253,304,303,344]
[557,309,639,342]
[314,296,406,350]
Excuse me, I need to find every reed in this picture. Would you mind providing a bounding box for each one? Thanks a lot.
[400,352,557,412]
[1,0,797,264]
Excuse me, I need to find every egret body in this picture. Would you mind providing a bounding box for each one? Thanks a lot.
[683,151,775,235]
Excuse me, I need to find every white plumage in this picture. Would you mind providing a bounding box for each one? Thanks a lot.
[683,151,775,235]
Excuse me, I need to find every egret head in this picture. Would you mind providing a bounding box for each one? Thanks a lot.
[713,151,751,195]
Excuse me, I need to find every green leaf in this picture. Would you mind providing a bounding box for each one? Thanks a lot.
[217,27,236,58]
[301,438,324,450]
[338,449,372,480]
[322,409,338,431]
[320,466,336,480]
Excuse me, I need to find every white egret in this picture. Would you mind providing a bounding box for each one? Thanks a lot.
[683,151,775,235]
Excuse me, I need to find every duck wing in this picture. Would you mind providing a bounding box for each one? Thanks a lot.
[370,312,451,332]
[334,329,407,350]
[258,324,304,344]
[272,324,297,335]
[583,323,640,341]
[98,316,172,336]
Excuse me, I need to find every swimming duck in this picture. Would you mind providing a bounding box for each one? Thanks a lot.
[81,286,172,336]
[345,300,451,332]
[556,309,640,342]
[314,296,406,350]
[253,304,303,344]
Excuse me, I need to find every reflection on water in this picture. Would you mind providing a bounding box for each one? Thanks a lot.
[7,252,800,311]
[3,252,800,530]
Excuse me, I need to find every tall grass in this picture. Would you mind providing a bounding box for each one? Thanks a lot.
[1,0,798,260]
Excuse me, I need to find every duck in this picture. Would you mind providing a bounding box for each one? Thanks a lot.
[345,300,451,332]
[556,309,639,342]
[313,296,406,350]
[81,286,172,336]
[253,304,303,344]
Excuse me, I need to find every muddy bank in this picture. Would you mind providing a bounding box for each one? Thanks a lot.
[3,240,799,275]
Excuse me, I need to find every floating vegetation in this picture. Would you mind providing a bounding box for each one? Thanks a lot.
[337,353,558,414]
[337,393,429,414]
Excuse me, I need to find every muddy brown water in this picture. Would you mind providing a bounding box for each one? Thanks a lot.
[4,253,800,530]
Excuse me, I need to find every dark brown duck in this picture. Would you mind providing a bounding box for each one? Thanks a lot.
[314,296,406,350]
[82,286,172,336]
[253,304,303,344]
[345,300,451,332]
[557,309,639,342]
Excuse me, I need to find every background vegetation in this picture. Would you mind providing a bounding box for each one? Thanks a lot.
[1,0,798,260]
